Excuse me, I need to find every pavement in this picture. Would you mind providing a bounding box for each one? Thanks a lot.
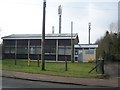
[0,70,119,87]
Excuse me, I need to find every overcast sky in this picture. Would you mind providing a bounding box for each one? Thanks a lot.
[0,0,119,44]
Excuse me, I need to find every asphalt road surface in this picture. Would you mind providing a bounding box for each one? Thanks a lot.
[2,77,93,88]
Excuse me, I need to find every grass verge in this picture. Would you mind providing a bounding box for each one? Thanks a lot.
[2,60,102,78]
[0,60,2,70]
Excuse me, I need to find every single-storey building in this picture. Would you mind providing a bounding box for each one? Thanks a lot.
[2,33,79,61]
[74,44,98,62]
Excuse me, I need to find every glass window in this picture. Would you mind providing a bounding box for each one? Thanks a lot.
[36,47,41,54]
[30,47,35,54]
[17,47,28,54]
[59,46,71,55]
[10,47,15,54]
[85,50,94,54]
[45,45,50,53]
[51,47,56,54]
[4,47,10,53]
[24,47,28,54]
[45,45,56,54]
[59,47,65,55]
[4,46,15,54]
[65,48,71,55]
[17,47,21,54]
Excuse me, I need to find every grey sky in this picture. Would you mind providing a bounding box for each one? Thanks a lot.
[0,0,119,44]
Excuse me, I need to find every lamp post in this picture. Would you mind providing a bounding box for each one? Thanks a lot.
[71,21,74,63]
[88,22,91,44]
[41,0,46,71]
[58,5,62,34]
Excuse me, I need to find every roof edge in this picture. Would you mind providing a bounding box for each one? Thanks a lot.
[1,33,79,40]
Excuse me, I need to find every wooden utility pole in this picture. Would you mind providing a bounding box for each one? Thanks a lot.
[15,40,17,65]
[71,21,74,63]
[41,0,46,71]
[56,39,58,61]
[28,40,30,66]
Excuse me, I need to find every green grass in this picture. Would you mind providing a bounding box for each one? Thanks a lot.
[0,60,2,70]
[2,60,101,78]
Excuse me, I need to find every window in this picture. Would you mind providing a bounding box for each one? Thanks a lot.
[45,45,56,54]
[51,47,56,54]
[59,48,64,55]
[5,47,10,53]
[30,47,35,54]
[59,46,71,55]
[17,47,28,54]
[65,48,71,55]
[4,46,15,54]
[24,47,28,54]
[85,50,94,54]
[36,47,41,54]
[10,47,15,54]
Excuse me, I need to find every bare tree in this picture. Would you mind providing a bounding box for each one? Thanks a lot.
[109,22,118,33]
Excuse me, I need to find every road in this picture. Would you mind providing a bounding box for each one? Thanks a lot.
[2,77,94,88]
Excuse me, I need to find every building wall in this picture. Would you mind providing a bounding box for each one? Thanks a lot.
[75,48,97,62]
[2,39,74,61]
[83,49,96,62]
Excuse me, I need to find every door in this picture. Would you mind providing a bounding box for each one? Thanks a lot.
[78,50,83,62]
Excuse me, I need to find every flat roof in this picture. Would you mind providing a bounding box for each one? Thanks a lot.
[2,33,79,40]
[75,44,98,48]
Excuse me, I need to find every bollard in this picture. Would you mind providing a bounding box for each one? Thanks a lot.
[38,55,40,67]
[65,56,68,71]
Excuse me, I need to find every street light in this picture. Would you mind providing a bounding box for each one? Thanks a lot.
[88,22,91,44]
[58,5,62,34]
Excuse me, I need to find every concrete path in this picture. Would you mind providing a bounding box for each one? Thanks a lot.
[1,70,119,87]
